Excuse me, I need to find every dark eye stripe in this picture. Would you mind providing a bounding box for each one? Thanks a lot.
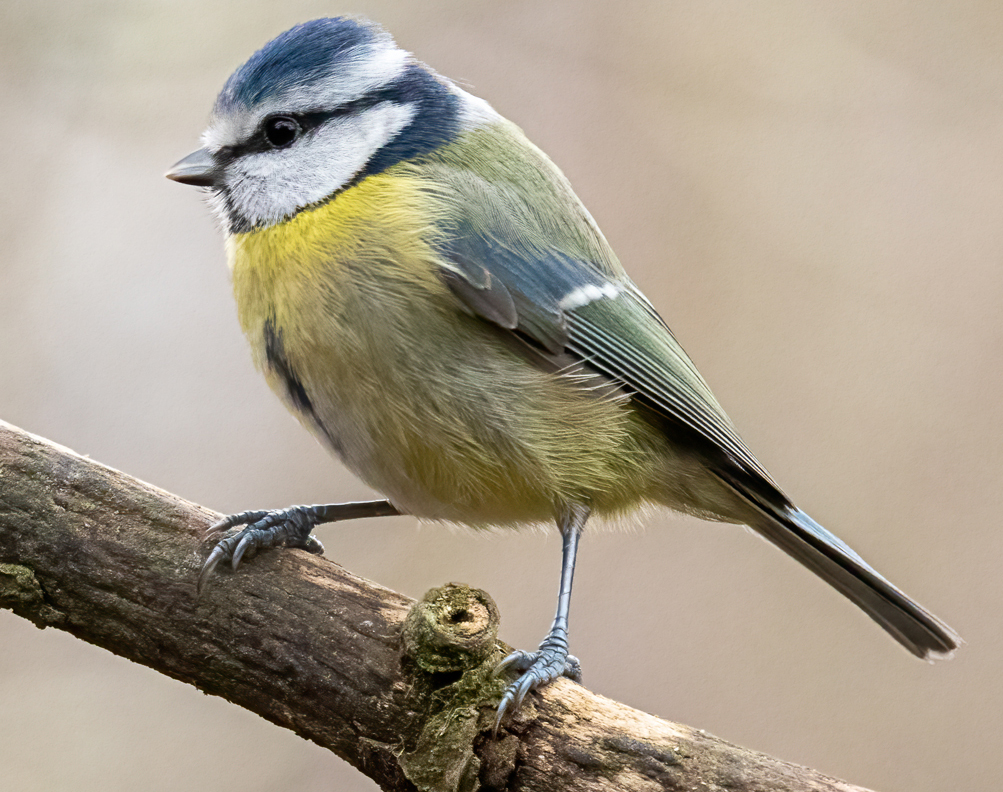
[302,88,394,122]
[217,64,460,234]
[222,88,400,161]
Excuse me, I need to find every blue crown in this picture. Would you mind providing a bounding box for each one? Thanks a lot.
[216,17,387,112]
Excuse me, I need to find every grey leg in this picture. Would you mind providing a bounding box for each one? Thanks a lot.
[198,500,400,592]
[494,503,588,731]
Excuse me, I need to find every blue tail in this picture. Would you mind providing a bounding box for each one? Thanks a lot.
[717,473,959,659]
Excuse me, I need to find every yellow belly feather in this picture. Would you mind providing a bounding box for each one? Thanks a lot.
[227,173,677,526]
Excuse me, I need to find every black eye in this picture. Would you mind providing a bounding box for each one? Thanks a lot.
[263,116,301,148]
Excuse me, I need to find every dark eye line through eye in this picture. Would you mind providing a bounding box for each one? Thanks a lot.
[299,92,395,127]
[245,85,407,157]
[290,85,404,130]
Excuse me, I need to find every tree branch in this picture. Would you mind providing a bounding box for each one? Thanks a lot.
[0,419,873,792]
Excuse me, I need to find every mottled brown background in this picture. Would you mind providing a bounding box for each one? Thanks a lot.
[1,2,1000,791]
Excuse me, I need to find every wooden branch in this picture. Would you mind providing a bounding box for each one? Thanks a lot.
[0,419,873,792]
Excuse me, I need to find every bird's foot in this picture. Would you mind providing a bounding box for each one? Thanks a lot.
[198,505,327,593]
[493,637,581,732]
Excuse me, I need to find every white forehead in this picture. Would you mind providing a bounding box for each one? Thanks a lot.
[201,40,410,151]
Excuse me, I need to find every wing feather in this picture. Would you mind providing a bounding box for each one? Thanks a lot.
[421,139,780,493]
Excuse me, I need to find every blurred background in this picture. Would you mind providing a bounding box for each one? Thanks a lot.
[1,1,1001,790]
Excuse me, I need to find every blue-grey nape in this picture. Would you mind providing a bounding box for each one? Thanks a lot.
[215,17,390,113]
[358,65,460,180]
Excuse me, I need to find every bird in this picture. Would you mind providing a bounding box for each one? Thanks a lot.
[166,16,960,728]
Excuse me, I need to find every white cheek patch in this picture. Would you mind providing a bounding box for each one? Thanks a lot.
[225,101,417,228]
[560,282,622,311]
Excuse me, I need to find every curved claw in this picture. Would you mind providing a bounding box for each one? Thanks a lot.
[492,644,582,734]
[231,532,256,570]
[197,501,397,594]
[197,505,326,593]
[494,684,526,733]
[197,543,228,594]
[206,510,268,538]
[493,650,534,677]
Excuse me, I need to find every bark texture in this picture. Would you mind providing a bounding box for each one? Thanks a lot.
[0,420,874,792]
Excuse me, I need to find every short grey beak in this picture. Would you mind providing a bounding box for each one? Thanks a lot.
[165,147,220,187]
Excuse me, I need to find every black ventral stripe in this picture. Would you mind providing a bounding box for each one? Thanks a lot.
[263,317,314,419]
[262,317,345,457]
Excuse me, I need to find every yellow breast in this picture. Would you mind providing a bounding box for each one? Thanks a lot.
[224,171,672,527]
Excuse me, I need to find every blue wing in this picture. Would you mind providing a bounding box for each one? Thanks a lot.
[426,158,780,496]
[426,159,959,659]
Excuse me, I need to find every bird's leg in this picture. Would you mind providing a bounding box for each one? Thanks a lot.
[494,503,588,731]
[198,500,401,592]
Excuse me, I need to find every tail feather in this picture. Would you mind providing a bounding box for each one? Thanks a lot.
[716,473,960,659]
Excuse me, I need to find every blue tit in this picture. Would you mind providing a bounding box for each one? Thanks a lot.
[166,17,959,726]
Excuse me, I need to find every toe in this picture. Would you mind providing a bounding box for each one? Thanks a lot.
[493,644,581,732]
[494,650,534,677]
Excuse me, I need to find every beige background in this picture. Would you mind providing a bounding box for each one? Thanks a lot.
[2,2,1000,790]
